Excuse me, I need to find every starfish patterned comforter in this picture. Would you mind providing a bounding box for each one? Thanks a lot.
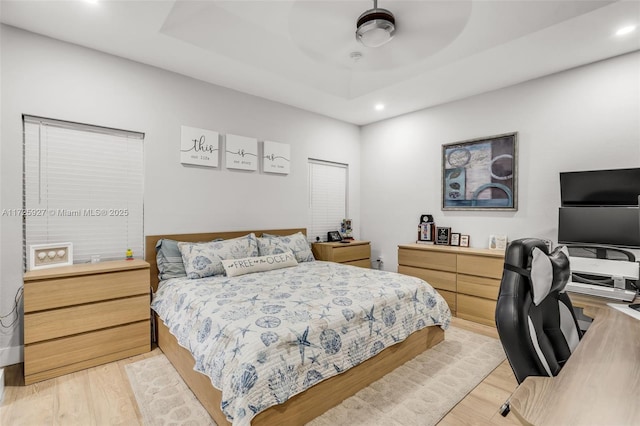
[151,260,451,426]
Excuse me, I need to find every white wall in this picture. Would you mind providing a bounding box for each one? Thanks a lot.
[361,51,640,271]
[0,25,361,366]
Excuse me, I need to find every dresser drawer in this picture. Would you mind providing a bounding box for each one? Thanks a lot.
[343,258,370,268]
[457,254,503,279]
[332,244,370,263]
[24,295,149,344]
[457,274,501,300]
[457,294,497,327]
[25,321,149,376]
[24,269,149,313]
[398,265,456,292]
[398,248,457,272]
[438,289,457,314]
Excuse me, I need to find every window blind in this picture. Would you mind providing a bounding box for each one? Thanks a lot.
[23,116,144,265]
[308,159,348,242]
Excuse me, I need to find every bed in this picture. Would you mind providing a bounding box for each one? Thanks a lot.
[145,229,451,426]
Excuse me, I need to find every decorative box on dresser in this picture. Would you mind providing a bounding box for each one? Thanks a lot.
[312,240,371,268]
[397,244,505,327]
[23,259,151,385]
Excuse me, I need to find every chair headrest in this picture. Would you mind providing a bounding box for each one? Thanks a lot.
[504,239,571,305]
[530,246,570,305]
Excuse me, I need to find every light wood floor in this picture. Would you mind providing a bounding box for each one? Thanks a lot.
[0,317,520,425]
[438,318,520,426]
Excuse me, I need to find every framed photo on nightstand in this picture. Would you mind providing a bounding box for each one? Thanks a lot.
[327,231,342,242]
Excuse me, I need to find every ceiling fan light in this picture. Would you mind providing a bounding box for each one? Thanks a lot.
[356,8,396,48]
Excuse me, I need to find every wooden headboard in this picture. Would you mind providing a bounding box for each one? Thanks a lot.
[145,228,306,291]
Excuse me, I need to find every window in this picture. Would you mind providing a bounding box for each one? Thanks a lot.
[308,159,348,242]
[23,116,144,265]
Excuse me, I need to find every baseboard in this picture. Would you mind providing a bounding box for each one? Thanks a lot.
[0,345,22,368]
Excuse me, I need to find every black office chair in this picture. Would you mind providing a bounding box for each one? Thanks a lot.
[495,238,583,415]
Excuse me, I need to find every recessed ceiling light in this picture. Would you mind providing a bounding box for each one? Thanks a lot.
[374,103,385,111]
[615,25,636,36]
[84,0,98,4]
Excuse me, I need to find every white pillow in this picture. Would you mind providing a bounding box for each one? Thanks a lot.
[257,232,315,263]
[222,251,298,277]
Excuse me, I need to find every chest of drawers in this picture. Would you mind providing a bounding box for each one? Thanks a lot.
[398,244,504,326]
[23,259,151,384]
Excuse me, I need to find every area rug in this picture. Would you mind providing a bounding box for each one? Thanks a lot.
[125,326,505,426]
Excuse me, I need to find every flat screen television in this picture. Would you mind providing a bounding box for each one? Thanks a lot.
[560,168,640,206]
[558,206,640,248]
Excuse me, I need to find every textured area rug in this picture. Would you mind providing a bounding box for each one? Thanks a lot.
[125,326,505,426]
[125,354,214,426]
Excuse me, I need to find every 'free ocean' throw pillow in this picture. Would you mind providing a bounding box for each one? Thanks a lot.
[222,251,298,277]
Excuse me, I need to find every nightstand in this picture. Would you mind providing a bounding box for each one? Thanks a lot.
[23,259,151,384]
[312,240,371,268]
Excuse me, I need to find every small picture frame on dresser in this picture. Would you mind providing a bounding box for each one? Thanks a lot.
[460,235,470,247]
[28,242,73,271]
[489,234,507,250]
[435,227,451,245]
[450,233,461,246]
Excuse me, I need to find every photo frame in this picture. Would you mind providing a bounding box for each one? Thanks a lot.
[460,235,470,247]
[442,132,517,211]
[435,227,451,245]
[450,233,461,246]
[418,223,434,242]
[489,235,508,250]
[327,231,342,242]
[418,214,435,242]
[29,242,73,271]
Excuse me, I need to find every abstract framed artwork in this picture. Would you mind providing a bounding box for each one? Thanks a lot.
[442,132,518,211]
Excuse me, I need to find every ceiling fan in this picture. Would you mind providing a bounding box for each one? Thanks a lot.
[288,1,472,72]
[355,0,396,48]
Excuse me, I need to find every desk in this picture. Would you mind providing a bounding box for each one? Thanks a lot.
[569,292,638,315]
[509,305,640,425]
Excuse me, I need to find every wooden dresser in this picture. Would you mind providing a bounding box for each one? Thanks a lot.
[23,259,151,384]
[312,240,371,268]
[398,244,505,326]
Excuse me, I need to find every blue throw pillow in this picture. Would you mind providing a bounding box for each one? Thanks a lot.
[156,239,187,280]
